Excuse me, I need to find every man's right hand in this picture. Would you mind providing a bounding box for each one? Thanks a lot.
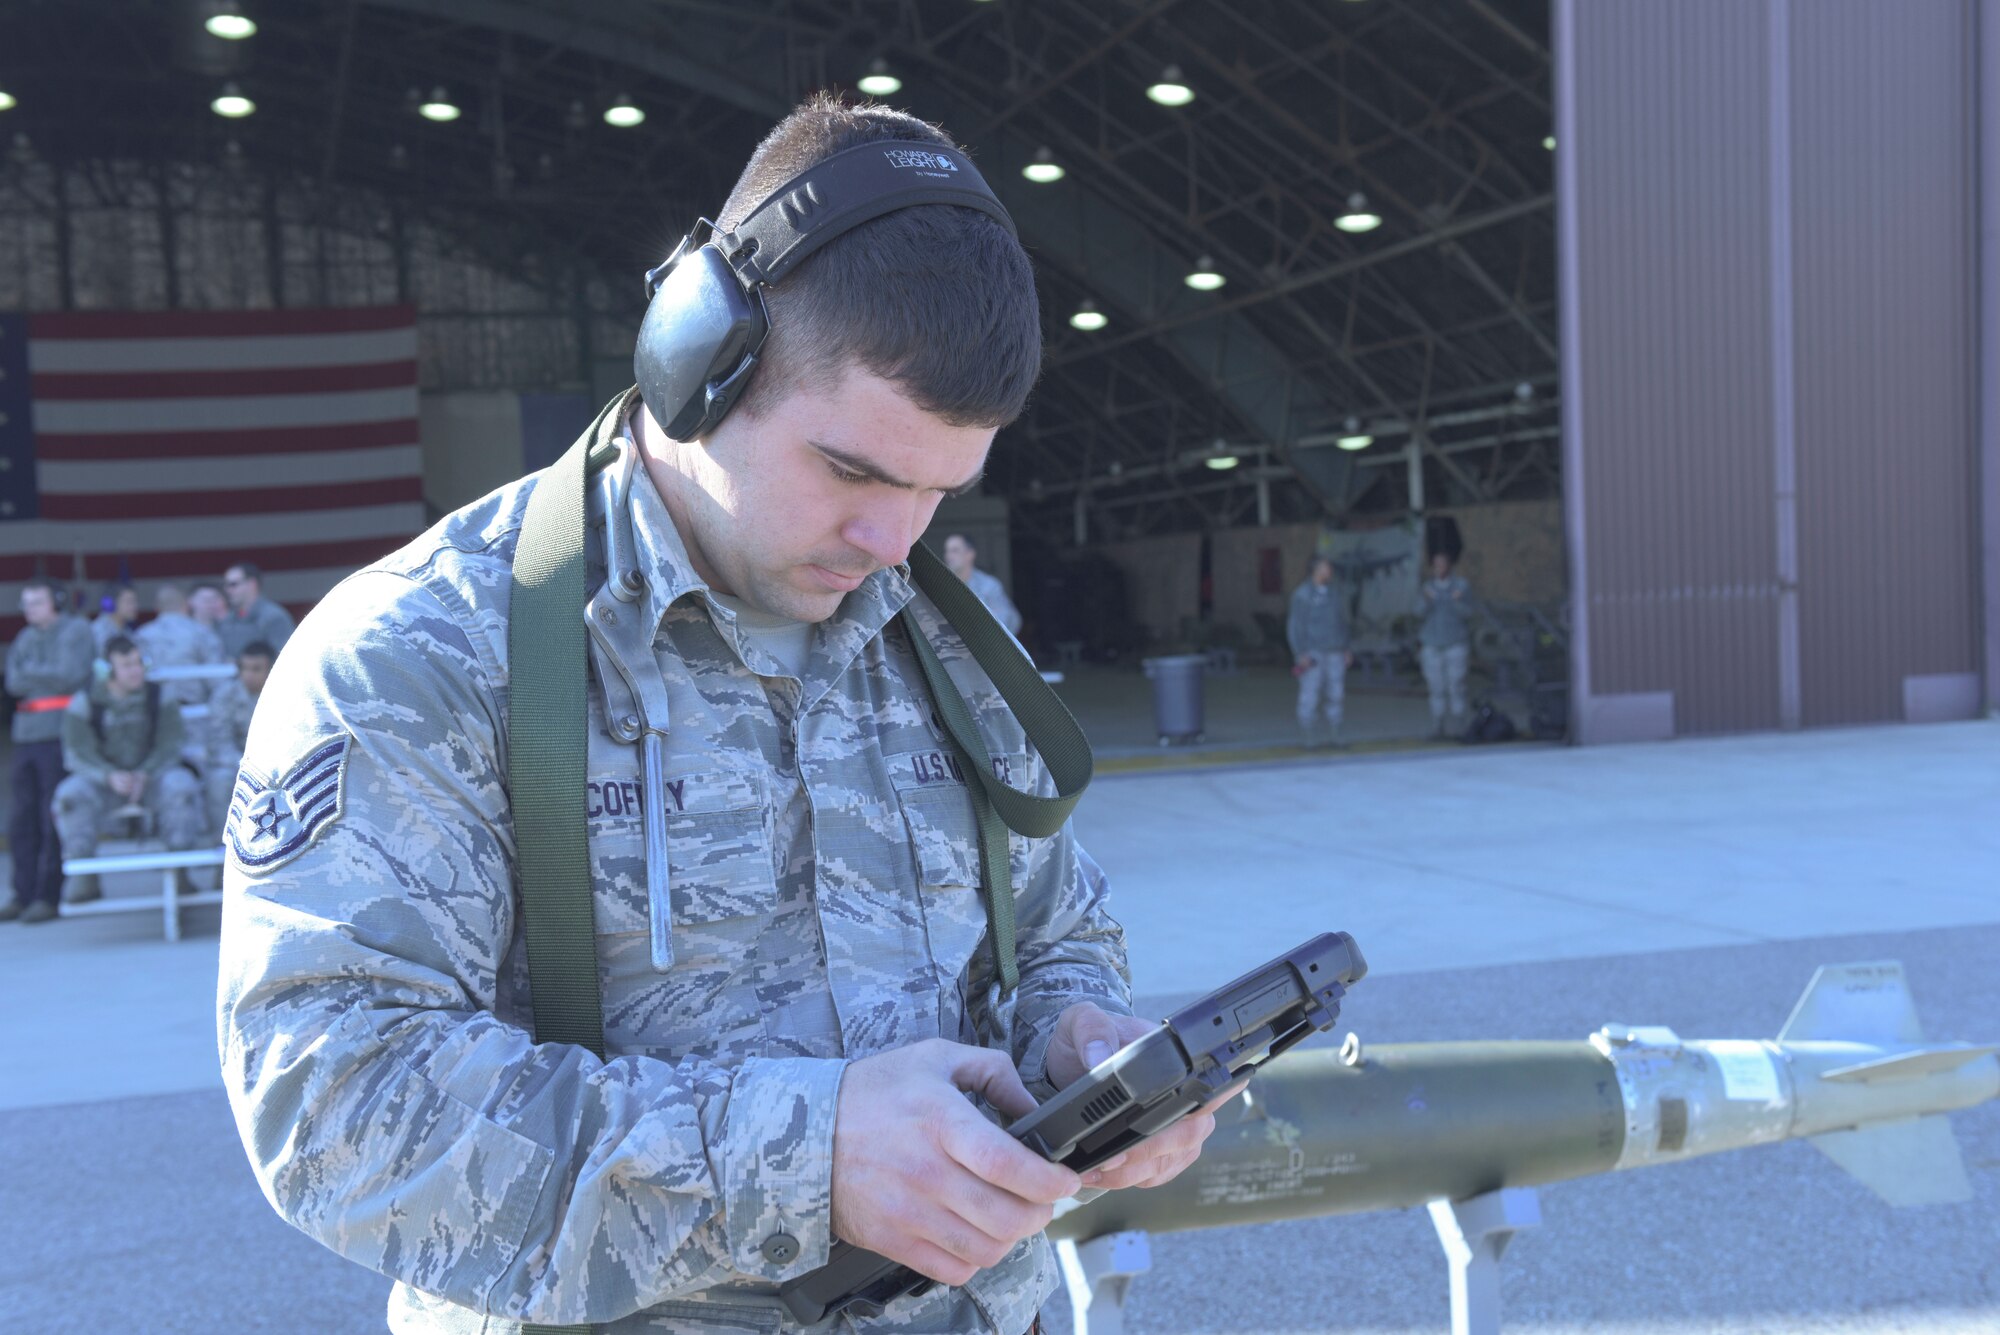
[1294,654,1313,671]
[830,1038,1081,1288]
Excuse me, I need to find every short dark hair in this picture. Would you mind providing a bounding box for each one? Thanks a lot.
[943,532,975,551]
[21,577,57,599]
[714,95,1041,429]
[226,561,263,583]
[105,635,139,659]
[238,641,275,663]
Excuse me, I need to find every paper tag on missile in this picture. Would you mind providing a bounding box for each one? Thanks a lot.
[1706,1040,1782,1103]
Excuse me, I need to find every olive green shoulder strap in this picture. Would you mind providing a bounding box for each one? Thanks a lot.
[896,543,1095,994]
[509,401,623,1335]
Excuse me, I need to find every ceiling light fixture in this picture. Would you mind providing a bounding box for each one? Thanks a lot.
[419,87,461,122]
[210,82,255,118]
[1205,454,1240,471]
[858,59,902,97]
[1069,299,1108,332]
[204,3,256,39]
[1336,415,1374,451]
[0,88,15,113]
[1146,65,1195,107]
[1543,134,1557,151]
[1335,192,1381,234]
[603,93,644,128]
[1022,146,1065,184]
[1184,256,1225,291]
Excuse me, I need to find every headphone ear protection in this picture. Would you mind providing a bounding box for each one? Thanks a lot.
[633,140,1017,444]
[636,228,772,442]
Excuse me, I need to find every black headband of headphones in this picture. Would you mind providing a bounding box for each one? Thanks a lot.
[719,139,1014,284]
[634,138,1017,441]
[647,139,1016,297]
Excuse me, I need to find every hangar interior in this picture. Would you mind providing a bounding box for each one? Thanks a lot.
[0,0,1993,749]
[0,0,1565,749]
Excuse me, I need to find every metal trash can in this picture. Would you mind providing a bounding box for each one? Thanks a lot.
[1141,654,1207,745]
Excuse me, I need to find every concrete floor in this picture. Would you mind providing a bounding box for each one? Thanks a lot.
[1,718,1994,1332]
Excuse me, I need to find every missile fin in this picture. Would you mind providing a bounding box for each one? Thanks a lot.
[1777,962,1924,1046]
[1807,1114,1972,1207]
[1821,1045,2000,1084]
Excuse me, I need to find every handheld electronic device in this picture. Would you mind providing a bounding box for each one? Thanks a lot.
[777,931,1368,1324]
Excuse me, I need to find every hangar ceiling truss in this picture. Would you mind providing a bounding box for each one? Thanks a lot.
[0,0,1554,537]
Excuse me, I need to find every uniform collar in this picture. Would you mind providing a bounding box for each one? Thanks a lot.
[607,416,916,687]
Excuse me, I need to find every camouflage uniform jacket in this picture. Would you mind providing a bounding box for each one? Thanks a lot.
[135,611,228,707]
[5,616,95,744]
[62,679,187,780]
[204,677,258,765]
[216,411,1132,1334]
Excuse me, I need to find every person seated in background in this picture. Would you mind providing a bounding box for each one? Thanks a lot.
[90,584,142,659]
[941,531,1023,634]
[218,563,294,659]
[1288,554,1353,748]
[204,640,272,838]
[54,637,206,904]
[188,582,228,635]
[1415,551,1475,739]
[134,583,227,708]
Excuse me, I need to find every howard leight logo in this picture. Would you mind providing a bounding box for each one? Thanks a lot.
[884,148,960,174]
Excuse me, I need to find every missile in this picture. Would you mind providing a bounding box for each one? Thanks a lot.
[1049,961,1998,1240]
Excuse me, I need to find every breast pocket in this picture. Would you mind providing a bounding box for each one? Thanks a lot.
[588,766,774,1057]
[664,772,772,965]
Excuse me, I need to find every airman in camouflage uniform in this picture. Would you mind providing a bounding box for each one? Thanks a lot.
[217,99,1221,1335]
[201,642,270,836]
[220,410,1124,1333]
[55,638,206,902]
[134,583,228,709]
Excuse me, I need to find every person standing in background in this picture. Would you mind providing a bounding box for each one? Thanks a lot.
[1,580,95,923]
[218,563,294,658]
[942,532,1022,634]
[1287,554,1353,748]
[1415,551,1474,739]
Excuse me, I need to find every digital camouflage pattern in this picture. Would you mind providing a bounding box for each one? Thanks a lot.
[55,680,205,854]
[135,610,228,707]
[217,396,1132,1333]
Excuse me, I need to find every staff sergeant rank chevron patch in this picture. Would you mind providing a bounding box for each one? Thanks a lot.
[227,735,352,875]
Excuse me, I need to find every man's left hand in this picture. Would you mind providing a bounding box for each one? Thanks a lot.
[1041,1002,1241,1192]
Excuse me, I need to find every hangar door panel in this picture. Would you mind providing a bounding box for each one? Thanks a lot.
[1789,0,1980,727]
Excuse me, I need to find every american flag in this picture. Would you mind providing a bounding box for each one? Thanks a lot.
[0,306,425,638]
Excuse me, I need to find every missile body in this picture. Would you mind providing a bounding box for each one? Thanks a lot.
[1050,962,1998,1242]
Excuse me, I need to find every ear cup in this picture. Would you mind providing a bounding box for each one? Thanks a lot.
[633,245,768,442]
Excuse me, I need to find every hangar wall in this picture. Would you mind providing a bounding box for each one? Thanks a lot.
[1557,0,1988,742]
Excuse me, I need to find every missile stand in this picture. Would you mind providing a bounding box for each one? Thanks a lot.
[1054,1187,1542,1335]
